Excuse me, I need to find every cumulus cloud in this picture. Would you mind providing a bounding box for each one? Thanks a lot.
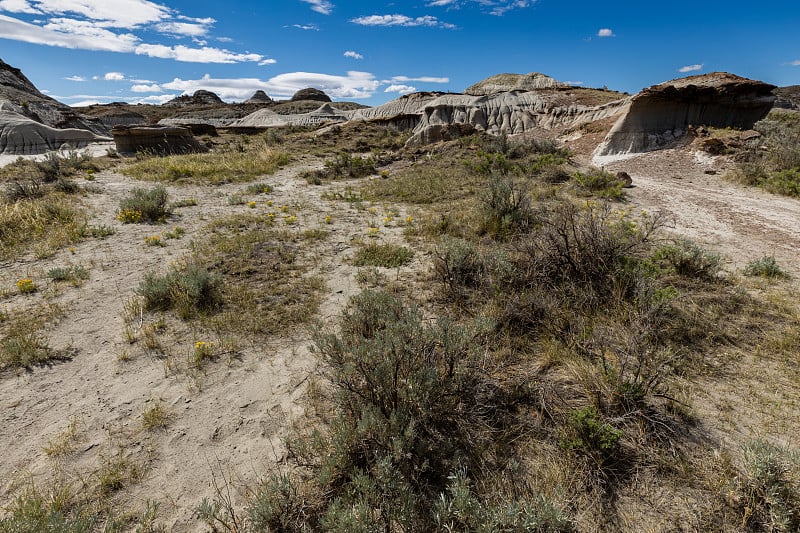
[64,75,86,81]
[385,84,415,94]
[156,19,215,38]
[301,0,333,15]
[344,50,363,59]
[0,0,40,14]
[161,71,380,101]
[131,83,161,92]
[18,0,171,28]
[352,14,456,29]
[103,71,125,81]
[259,58,277,66]
[134,43,262,63]
[597,28,614,37]
[678,64,703,73]
[0,2,269,64]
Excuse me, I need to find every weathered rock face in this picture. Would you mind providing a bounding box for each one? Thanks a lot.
[111,125,207,155]
[0,58,108,138]
[406,123,478,148]
[596,73,776,156]
[231,103,347,128]
[245,90,272,104]
[773,86,800,110]
[0,110,109,155]
[465,72,569,95]
[164,90,224,107]
[290,88,332,102]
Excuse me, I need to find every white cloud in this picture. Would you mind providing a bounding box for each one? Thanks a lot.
[134,43,263,63]
[131,83,161,92]
[0,4,267,65]
[301,0,333,15]
[352,14,455,28]
[0,14,139,51]
[160,71,380,101]
[26,0,171,28]
[0,0,41,14]
[344,50,363,59]
[156,19,215,37]
[597,28,614,37]
[678,64,703,73]
[425,0,532,14]
[103,71,125,81]
[390,75,449,83]
[64,75,85,81]
[291,23,318,30]
[791,60,800,66]
[385,84,415,94]
[259,58,277,66]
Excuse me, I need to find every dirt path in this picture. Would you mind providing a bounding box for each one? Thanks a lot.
[599,148,800,275]
[0,160,422,529]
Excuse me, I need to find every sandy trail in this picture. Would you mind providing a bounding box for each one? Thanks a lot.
[600,148,800,275]
[0,159,419,529]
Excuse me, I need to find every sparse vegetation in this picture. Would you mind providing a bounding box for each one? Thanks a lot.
[353,243,414,268]
[122,147,290,185]
[47,264,90,286]
[733,111,800,197]
[745,256,789,279]
[118,185,170,223]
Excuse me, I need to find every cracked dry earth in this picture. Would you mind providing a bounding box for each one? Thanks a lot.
[0,159,426,530]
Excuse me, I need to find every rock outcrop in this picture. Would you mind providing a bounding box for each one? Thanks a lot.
[244,90,272,104]
[111,125,207,155]
[773,86,800,110]
[596,73,776,156]
[231,103,347,128]
[290,88,332,102]
[465,73,569,96]
[0,110,109,155]
[0,58,110,153]
[164,90,224,107]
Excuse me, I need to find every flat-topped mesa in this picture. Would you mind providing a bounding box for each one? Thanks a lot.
[596,72,776,156]
[465,72,570,96]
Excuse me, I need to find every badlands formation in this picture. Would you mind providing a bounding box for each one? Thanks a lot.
[0,61,779,158]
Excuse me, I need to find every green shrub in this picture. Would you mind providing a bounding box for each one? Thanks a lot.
[0,315,53,370]
[744,256,789,279]
[323,152,376,180]
[47,265,90,285]
[565,406,624,465]
[0,486,97,532]
[35,151,94,182]
[245,290,532,530]
[480,174,532,236]
[654,239,722,280]
[117,185,170,223]
[136,262,222,319]
[739,440,800,532]
[353,243,413,268]
[573,168,623,199]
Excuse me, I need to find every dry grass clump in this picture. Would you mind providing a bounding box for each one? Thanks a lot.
[0,304,65,372]
[122,145,290,185]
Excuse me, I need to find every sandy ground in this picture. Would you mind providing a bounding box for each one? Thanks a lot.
[595,148,800,275]
[1,143,799,529]
[0,159,423,529]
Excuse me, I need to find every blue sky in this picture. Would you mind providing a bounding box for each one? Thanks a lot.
[0,0,798,106]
